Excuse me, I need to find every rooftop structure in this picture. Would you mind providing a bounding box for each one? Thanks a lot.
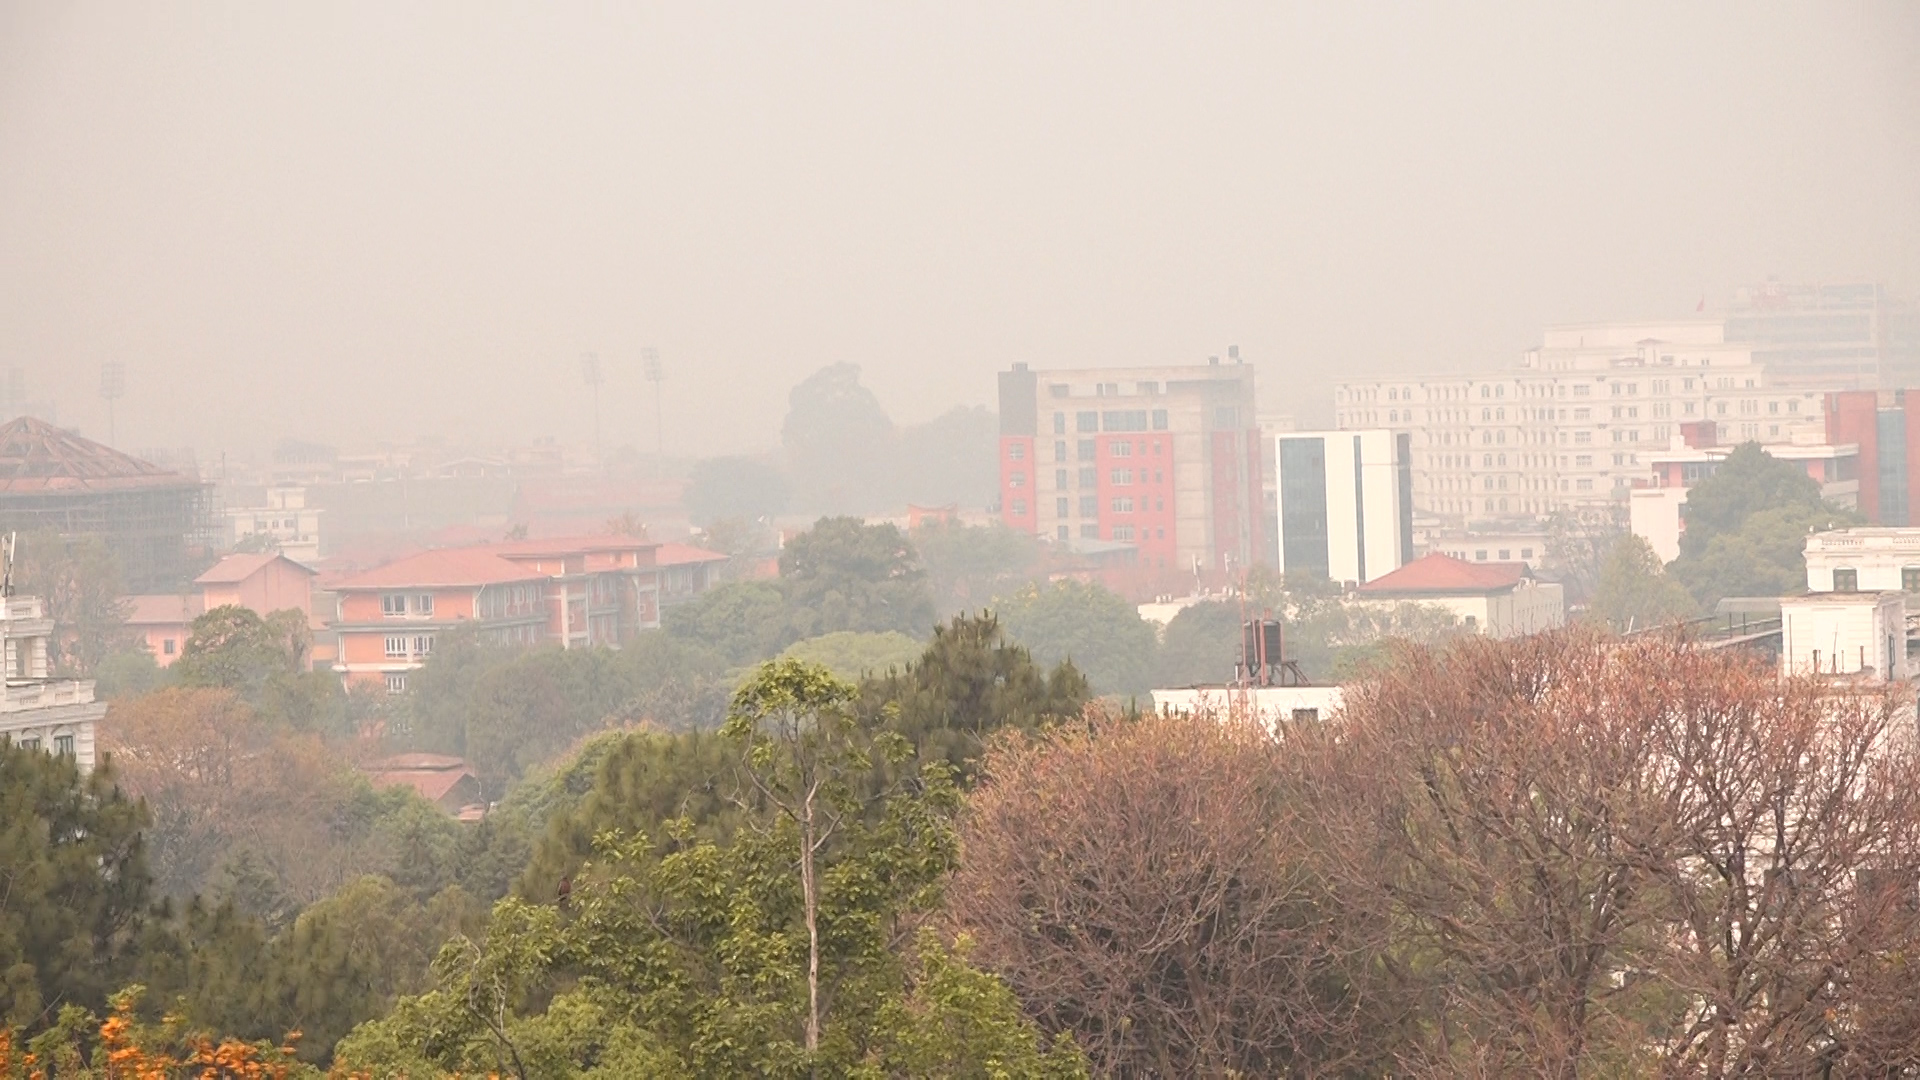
[0,417,215,592]
[1725,281,1920,391]
[1,594,106,771]
[1357,552,1565,637]
[359,752,484,818]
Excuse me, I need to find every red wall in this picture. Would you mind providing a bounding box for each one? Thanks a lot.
[1093,433,1176,568]
[1827,391,1880,520]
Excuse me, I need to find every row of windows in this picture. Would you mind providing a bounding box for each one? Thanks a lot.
[1052,524,1170,543]
[1048,381,1161,398]
[1830,568,1920,593]
[1050,496,1168,516]
[384,634,436,659]
[1052,410,1172,434]
[382,593,434,617]
[2,733,75,756]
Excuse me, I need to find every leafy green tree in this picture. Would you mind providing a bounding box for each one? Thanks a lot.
[913,520,1045,616]
[9,530,132,676]
[780,517,937,639]
[170,605,344,731]
[685,455,790,525]
[92,647,163,699]
[859,613,1089,784]
[780,630,924,680]
[459,647,636,792]
[1588,534,1696,631]
[337,658,1082,1078]
[0,744,153,1028]
[1670,443,1856,606]
[1151,601,1244,687]
[782,363,899,514]
[663,579,798,666]
[992,580,1158,695]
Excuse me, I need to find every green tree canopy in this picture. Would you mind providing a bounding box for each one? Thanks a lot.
[0,745,153,1029]
[663,579,799,666]
[8,530,131,676]
[1151,601,1244,687]
[779,517,937,639]
[780,630,924,681]
[1588,534,1696,632]
[781,363,898,514]
[1670,442,1857,606]
[992,580,1158,696]
[914,520,1045,616]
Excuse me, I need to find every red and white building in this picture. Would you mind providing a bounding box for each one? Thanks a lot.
[125,552,318,667]
[326,536,725,690]
[996,359,1266,594]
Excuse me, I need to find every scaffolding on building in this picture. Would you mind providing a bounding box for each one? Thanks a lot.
[0,417,217,593]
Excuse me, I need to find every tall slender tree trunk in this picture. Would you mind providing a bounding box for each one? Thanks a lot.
[802,789,821,1060]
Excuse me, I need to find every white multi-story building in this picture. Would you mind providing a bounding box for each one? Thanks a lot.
[1,594,105,772]
[1803,528,1920,594]
[1335,321,1827,527]
[226,484,323,566]
[1274,429,1412,585]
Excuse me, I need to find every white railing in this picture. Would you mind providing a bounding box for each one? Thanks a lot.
[1,679,96,712]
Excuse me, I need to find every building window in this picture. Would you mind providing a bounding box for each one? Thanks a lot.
[382,594,406,616]
[163,638,176,656]
[1077,412,1098,433]
[1111,469,1133,485]
[386,673,408,694]
[54,735,73,757]
[1055,468,1068,489]
[1498,549,1510,560]
[413,594,434,616]
[1008,471,1026,487]
[386,636,408,658]
[1057,525,1069,540]
[1111,497,1134,513]
[1011,499,1027,515]
[1475,550,1488,561]
[1521,547,1534,559]
[1053,413,1066,434]
[1079,466,1098,487]
[1080,496,1098,517]
[1151,409,1168,430]
[18,737,39,751]
[1903,567,1920,593]
[414,635,434,656]
[1008,443,1025,460]
[1113,525,1135,541]
[1111,441,1132,457]
[1834,568,1859,593]
[1104,410,1150,432]
[1080,524,1099,539]
[1078,439,1096,461]
[1056,497,1070,517]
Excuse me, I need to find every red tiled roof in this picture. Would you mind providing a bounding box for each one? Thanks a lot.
[1357,553,1529,595]
[366,752,468,771]
[655,543,728,566]
[367,767,478,805]
[124,593,204,626]
[194,552,314,585]
[489,535,657,557]
[331,548,550,591]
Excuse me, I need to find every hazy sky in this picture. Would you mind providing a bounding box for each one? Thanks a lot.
[3,3,1916,460]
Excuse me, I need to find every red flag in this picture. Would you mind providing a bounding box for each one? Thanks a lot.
[1696,295,1706,312]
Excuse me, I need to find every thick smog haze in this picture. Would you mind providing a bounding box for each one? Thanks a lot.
[2,2,1916,458]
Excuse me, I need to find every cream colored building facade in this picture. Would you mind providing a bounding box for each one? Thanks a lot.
[1334,321,1826,527]
[1,595,105,772]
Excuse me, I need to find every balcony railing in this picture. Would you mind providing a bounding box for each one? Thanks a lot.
[1,679,97,713]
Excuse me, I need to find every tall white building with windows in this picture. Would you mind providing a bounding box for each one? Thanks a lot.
[1334,321,1826,527]
[1,594,106,772]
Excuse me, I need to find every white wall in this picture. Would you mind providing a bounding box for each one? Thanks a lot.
[1804,529,1920,593]
[1630,487,1686,564]
[1151,685,1345,730]
[1277,429,1405,585]
[1780,593,1907,681]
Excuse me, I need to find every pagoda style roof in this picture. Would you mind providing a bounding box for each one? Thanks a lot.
[0,417,199,495]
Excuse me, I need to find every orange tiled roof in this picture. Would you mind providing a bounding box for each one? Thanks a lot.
[331,548,551,591]
[0,416,201,494]
[1357,553,1530,595]
[194,552,314,585]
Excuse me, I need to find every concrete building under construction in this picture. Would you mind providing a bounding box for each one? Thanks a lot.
[0,417,215,593]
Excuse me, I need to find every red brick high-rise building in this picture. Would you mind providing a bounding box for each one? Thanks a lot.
[996,358,1265,592]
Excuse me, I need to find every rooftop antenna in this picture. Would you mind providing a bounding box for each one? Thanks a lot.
[580,352,603,466]
[642,346,664,478]
[100,361,125,447]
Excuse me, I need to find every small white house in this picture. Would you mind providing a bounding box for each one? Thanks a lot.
[1151,685,1345,729]
[1779,591,1907,683]
[1804,528,1920,594]
[1354,553,1564,638]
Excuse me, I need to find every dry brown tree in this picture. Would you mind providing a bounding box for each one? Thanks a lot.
[1296,629,1920,1077]
[1639,661,1920,1075]
[947,707,1389,1078]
